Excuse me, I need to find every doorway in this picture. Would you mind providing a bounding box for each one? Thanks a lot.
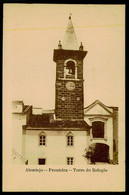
[90,143,109,163]
[94,143,109,163]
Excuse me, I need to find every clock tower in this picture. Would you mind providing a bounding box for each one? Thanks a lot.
[53,15,87,120]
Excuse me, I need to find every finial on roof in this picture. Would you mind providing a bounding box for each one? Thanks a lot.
[58,40,62,49]
[79,42,84,51]
[69,13,72,19]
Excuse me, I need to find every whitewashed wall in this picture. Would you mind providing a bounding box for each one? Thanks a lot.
[12,114,26,164]
[24,130,88,165]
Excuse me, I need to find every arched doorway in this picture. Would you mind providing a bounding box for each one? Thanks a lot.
[90,143,110,163]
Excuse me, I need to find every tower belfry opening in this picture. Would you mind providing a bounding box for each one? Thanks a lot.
[66,60,75,75]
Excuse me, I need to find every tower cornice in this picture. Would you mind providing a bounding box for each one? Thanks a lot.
[53,49,87,62]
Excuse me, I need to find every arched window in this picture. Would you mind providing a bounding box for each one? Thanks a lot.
[39,132,46,146]
[64,59,77,79]
[92,121,104,138]
[66,61,75,75]
[66,132,74,146]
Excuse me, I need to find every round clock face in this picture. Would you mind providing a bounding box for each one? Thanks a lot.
[66,81,75,90]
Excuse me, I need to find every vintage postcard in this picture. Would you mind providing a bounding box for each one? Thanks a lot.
[3,4,125,191]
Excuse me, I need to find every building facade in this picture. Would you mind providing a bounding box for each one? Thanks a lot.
[84,100,118,164]
[12,16,118,165]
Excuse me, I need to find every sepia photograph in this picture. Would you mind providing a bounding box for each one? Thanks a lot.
[3,4,125,191]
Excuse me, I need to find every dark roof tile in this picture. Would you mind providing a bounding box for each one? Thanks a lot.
[27,114,90,129]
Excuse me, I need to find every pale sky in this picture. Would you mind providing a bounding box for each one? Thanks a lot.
[3,4,125,110]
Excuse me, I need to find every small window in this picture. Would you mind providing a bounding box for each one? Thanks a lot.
[92,121,104,138]
[67,136,73,146]
[67,132,74,146]
[39,135,46,145]
[38,158,46,165]
[67,157,73,165]
[39,131,46,146]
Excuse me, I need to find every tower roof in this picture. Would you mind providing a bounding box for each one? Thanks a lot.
[62,14,79,50]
